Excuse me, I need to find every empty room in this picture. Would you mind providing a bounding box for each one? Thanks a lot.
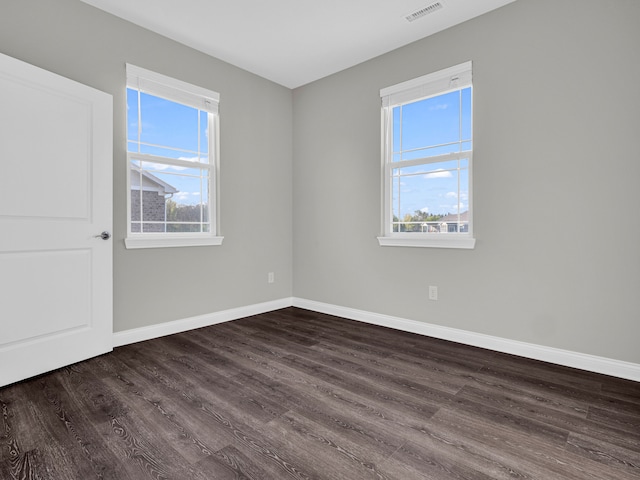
[1,0,639,478]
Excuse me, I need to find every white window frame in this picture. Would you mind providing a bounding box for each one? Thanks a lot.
[377,61,475,249]
[124,64,223,249]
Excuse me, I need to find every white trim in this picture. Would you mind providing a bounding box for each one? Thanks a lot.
[112,295,640,382]
[124,235,223,249]
[381,61,472,106]
[126,63,219,113]
[212,111,221,235]
[292,298,640,382]
[377,235,476,249]
[113,298,293,347]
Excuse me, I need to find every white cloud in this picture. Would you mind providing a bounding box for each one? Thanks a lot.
[174,192,190,200]
[142,162,189,172]
[430,104,448,111]
[445,191,469,200]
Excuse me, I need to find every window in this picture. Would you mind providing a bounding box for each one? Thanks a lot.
[378,61,475,249]
[125,64,222,249]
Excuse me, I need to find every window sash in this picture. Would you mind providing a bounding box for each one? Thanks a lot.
[384,153,472,236]
[388,150,471,170]
[128,154,213,234]
[128,152,214,171]
[126,86,214,164]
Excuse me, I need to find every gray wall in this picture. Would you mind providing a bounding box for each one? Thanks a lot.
[2,0,639,365]
[292,0,640,364]
[0,0,293,332]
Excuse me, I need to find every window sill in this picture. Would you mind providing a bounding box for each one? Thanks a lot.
[377,235,476,249]
[125,235,224,249]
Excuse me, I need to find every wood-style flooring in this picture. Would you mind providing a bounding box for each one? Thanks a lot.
[1,307,639,479]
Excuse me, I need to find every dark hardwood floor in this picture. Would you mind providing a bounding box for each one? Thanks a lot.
[1,307,639,479]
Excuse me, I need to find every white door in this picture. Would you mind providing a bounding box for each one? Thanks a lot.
[0,53,113,387]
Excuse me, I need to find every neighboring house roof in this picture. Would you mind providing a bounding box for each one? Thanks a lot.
[439,211,469,223]
[130,166,178,194]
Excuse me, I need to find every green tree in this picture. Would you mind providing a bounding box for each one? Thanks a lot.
[165,199,208,232]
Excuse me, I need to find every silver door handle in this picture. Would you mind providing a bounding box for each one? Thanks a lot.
[95,231,111,240]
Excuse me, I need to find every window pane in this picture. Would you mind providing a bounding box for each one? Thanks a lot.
[391,158,468,234]
[139,92,199,154]
[130,160,210,233]
[147,170,208,202]
[200,111,209,155]
[165,223,206,233]
[142,222,165,233]
[130,185,142,222]
[461,87,472,142]
[459,168,469,214]
[392,170,460,217]
[392,107,401,153]
[127,88,139,148]
[401,91,461,152]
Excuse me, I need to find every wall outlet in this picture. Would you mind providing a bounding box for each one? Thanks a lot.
[268,272,275,284]
[428,285,438,301]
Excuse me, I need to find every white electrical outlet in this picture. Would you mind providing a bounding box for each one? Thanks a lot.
[429,285,438,301]
[268,272,275,284]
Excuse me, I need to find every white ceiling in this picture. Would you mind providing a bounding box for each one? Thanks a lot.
[81,0,516,89]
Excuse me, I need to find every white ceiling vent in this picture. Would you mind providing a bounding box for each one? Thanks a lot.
[405,2,444,22]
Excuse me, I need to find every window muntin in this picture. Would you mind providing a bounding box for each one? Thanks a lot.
[379,62,475,249]
[125,64,222,248]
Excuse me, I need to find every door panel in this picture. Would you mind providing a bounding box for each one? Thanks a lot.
[0,250,92,345]
[0,53,113,387]
[0,74,92,219]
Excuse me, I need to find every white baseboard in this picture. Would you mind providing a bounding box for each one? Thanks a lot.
[113,296,640,382]
[292,297,640,382]
[113,297,293,347]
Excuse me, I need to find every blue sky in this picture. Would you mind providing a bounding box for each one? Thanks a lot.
[392,87,471,218]
[128,86,471,215]
[127,89,210,206]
